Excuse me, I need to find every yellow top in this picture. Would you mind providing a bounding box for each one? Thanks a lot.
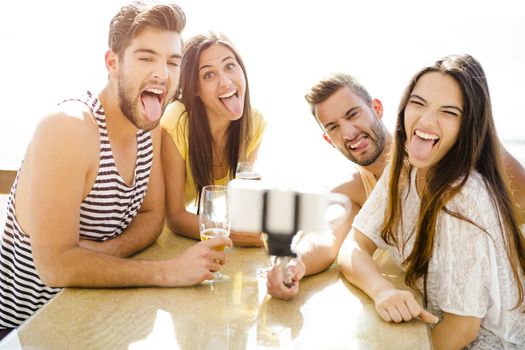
[355,165,378,198]
[160,101,266,208]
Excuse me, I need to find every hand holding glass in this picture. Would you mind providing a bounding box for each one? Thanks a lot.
[199,185,231,283]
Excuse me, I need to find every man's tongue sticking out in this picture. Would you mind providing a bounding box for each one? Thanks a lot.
[409,135,435,161]
[142,94,162,122]
[221,94,242,117]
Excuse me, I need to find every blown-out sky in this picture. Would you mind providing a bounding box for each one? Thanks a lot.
[1,0,524,187]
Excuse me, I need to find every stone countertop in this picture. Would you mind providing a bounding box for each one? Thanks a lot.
[15,224,431,349]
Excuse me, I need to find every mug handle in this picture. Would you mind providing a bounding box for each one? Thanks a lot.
[326,192,351,230]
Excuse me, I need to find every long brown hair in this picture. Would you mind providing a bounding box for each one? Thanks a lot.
[381,54,525,308]
[175,32,253,203]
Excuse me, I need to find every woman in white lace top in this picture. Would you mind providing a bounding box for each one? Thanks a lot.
[338,54,525,349]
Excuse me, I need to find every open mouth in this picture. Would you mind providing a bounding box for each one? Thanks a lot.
[141,88,165,122]
[414,129,439,145]
[346,135,370,151]
[348,137,367,150]
[409,129,440,160]
[218,89,242,116]
[219,89,237,99]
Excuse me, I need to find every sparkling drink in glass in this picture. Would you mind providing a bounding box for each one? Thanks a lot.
[200,228,228,252]
[199,185,231,283]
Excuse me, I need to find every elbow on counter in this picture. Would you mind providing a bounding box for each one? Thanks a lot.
[36,267,72,288]
[32,251,79,288]
[336,246,352,282]
[336,236,352,272]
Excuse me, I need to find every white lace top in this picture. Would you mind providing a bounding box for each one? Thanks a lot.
[353,166,524,347]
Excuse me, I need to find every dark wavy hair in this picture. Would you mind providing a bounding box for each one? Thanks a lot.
[381,54,525,309]
[175,32,253,204]
[304,72,373,115]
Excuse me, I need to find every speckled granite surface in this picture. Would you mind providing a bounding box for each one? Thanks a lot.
[12,221,431,350]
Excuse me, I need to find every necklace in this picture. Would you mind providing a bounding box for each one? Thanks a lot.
[212,147,225,167]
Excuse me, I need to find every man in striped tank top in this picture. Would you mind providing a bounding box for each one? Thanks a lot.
[267,72,525,301]
[0,1,230,338]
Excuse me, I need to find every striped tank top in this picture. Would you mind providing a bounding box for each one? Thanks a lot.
[0,91,153,328]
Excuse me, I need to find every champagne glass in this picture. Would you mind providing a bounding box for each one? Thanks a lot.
[235,162,270,276]
[235,162,262,180]
[199,185,231,284]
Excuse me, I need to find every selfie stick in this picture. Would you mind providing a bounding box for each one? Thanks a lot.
[261,191,300,287]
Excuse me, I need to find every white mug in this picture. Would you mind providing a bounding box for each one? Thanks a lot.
[229,179,351,235]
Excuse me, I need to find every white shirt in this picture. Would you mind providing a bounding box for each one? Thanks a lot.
[353,166,524,347]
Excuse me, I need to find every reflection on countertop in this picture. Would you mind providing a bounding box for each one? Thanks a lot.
[15,225,431,349]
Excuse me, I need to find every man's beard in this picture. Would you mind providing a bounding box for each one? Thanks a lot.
[343,120,386,166]
[118,79,161,132]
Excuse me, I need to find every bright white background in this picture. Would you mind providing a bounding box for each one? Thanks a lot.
[1,0,524,189]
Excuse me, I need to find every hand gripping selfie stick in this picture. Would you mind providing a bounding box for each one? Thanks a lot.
[229,179,351,288]
[261,190,300,287]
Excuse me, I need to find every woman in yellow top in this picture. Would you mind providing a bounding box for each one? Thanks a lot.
[161,32,266,247]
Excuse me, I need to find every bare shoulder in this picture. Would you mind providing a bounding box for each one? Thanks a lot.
[331,168,368,208]
[502,146,525,181]
[29,102,100,165]
[500,146,525,222]
[16,102,101,213]
[37,102,97,138]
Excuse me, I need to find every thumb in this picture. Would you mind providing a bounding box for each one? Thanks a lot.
[266,264,284,286]
[222,236,233,247]
[418,309,439,324]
